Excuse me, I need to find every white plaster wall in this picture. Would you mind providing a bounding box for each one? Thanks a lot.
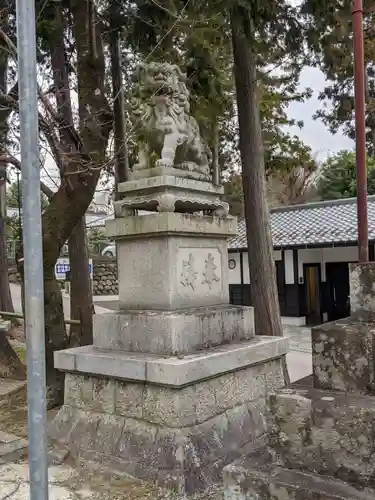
[297,246,358,282]
[274,250,282,261]
[284,250,294,285]
[229,251,281,285]
[228,253,241,284]
[242,252,250,284]
[322,246,357,263]
[229,246,359,285]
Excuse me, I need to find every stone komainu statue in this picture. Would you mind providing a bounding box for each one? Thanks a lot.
[129,62,211,181]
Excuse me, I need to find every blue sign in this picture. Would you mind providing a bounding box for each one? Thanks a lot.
[55,259,93,280]
[56,263,70,274]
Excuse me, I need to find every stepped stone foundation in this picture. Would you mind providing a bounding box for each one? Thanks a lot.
[224,262,375,500]
[49,130,288,494]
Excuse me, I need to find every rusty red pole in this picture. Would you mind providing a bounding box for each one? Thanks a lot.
[352,0,368,262]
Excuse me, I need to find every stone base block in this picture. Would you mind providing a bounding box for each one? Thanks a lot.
[268,387,375,488]
[128,165,211,182]
[49,357,285,495]
[93,305,254,355]
[105,213,236,310]
[312,318,375,394]
[54,336,289,387]
[223,454,375,500]
[114,175,228,215]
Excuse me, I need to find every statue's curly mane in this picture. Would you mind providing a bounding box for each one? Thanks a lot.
[130,63,192,134]
[129,62,211,178]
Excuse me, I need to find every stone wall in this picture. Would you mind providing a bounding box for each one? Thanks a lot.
[50,357,285,493]
[7,259,119,296]
[8,263,21,284]
[92,259,118,296]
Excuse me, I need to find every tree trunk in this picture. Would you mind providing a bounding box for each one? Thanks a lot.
[230,7,289,383]
[0,325,26,380]
[0,0,24,381]
[0,182,13,313]
[0,0,13,314]
[212,122,220,186]
[69,217,93,348]
[47,2,94,351]
[43,276,66,405]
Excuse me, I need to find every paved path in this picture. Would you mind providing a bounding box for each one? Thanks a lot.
[10,284,113,318]
[0,460,219,499]
[284,325,312,383]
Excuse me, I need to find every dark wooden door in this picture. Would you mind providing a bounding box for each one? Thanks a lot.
[304,264,322,325]
[326,262,350,321]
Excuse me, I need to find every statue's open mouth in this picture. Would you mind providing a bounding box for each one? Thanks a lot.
[154,83,173,96]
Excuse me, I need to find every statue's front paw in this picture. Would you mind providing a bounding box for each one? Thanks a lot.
[134,163,148,171]
[155,159,174,168]
[213,203,230,217]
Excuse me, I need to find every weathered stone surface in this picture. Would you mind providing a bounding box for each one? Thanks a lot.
[268,387,375,488]
[223,454,375,500]
[93,305,255,355]
[92,260,118,296]
[50,353,285,495]
[114,176,228,216]
[143,385,197,427]
[128,62,212,183]
[312,318,375,394]
[0,431,28,465]
[129,164,214,182]
[65,374,116,413]
[350,262,375,321]
[116,233,230,310]
[50,401,264,494]
[115,381,144,419]
[55,336,289,388]
[61,359,282,427]
[105,212,237,241]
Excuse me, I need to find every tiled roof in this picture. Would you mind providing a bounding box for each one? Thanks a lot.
[229,195,375,250]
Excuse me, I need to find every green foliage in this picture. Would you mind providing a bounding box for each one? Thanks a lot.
[87,227,108,256]
[301,0,375,152]
[223,172,244,217]
[6,214,21,241]
[7,181,48,210]
[122,0,317,177]
[316,150,375,200]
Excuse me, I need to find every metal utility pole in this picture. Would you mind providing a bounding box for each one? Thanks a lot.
[16,0,49,498]
[352,0,368,262]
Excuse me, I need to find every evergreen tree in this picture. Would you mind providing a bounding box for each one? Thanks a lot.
[301,0,375,153]
[317,150,375,200]
[123,0,316,177]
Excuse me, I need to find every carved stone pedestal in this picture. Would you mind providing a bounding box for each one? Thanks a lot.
[106,213,235,310]
[50,162,288,493]
[114,176,229,216]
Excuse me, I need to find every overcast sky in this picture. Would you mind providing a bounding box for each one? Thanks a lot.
[288,66,354,161]
[286,0,354,160]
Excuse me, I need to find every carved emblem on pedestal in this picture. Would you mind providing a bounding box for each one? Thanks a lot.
[180,253,198,290]
[202,253,220,289]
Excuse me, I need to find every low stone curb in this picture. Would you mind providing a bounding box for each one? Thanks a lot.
[0,378,26,402]
[0,431,28,464]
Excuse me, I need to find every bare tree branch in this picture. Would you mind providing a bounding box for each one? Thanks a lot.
[0,154,54,200]
[0,26,83,152]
